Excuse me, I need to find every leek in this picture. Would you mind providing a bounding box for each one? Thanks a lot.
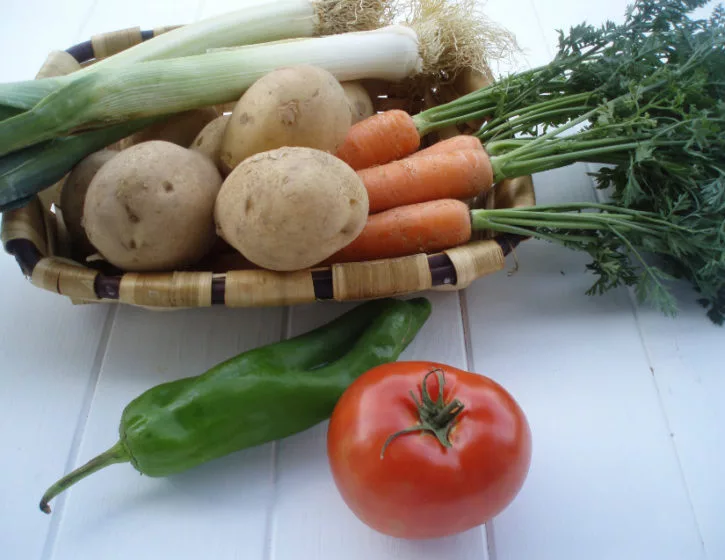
[0,80,62,114]
[0,118,159,211]
[0,26,424,156]
[0,0,393,114]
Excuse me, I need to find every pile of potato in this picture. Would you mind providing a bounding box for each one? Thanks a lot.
[60,64,376,273]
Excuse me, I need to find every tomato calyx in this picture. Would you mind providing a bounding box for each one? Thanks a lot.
[380,368,465,459]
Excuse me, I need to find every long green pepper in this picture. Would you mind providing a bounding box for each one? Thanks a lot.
[39,297,431,513]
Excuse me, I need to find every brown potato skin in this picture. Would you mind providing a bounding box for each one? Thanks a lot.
[220,65,352,173]
[83,141,222,271]
[341,81,375,124]
[59,148,118,258]
[214,147,368,272]
[190,114,231,175]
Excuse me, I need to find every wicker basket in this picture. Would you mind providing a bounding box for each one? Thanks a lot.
[0,25,536,309]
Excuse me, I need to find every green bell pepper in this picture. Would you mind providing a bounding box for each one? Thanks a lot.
[39,297,431,513]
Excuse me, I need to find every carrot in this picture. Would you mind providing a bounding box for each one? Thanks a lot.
[324,199,471,264]
[358,148,494,214]
[408,135,483,159]
[335,110,420,170]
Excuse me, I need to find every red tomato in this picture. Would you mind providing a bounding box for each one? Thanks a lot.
[327,361,531,539]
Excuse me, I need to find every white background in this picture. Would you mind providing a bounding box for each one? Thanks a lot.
[0,1,723,559]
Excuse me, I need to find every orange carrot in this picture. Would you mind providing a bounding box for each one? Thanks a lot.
[408,135,483,159]
[358,148,494,214]
[325,199,471,264]
[335,110,420,170]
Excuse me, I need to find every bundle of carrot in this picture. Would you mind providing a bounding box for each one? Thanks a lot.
[326,0,725,324]
[322,135,494,265]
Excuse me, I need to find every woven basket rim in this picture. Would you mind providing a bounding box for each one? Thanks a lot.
[0,25,534,308]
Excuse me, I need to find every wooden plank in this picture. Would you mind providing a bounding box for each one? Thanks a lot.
[527,0,631,60]
[1,0,97,81]
[462,165,706,560]
[0,1,111,558]
[481,0,554,72]
[586,155,723,560]
[269,293,490,560]
[530,0,715,53]
[0,258,112,560]
[198,0,243,19]
[47,304,285,560]
[524,2,722,555]
[77,0,200,39]
[634,288,724,559]
[46,0,280,533]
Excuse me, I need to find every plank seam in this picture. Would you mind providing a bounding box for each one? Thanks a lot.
[459,290,476,378]
[40,303,118,560]
[527,0,556,60]
[262,305,290,560]
[262,441,280,560]
[470,8,545,556]
[459,289,496,560]
[624,291,708,558]
[73,0,101,43]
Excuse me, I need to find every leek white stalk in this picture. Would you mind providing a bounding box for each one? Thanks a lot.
[82,0,392,69]
[0,25,422,157]
[0,0,392,113]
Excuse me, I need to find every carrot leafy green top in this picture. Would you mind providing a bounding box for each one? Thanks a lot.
[414,0,725,323]
[494,1,725,323]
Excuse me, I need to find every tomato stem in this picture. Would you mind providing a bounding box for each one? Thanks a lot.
[380,369,465,459]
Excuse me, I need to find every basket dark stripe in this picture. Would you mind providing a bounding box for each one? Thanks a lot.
[66,29,156,63]
[5,239,41,277]
[66,40,95,63]
[311,269,333,299]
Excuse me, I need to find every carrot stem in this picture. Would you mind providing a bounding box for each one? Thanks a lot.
[412,107,495,137]
[489,141,640,182]
[475,92,593,142]
[478,105,591,143]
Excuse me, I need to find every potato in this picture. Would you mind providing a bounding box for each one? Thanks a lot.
[214,147,368,271]
[59,148,118,258]
[83,141,222,271]
[190,114,231,175]
[220,65,352,172]
[119,107,219,149]
[341,81,375,124]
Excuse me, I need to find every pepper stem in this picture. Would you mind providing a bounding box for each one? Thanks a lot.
[380,369,464,459]
[39,441,130,514]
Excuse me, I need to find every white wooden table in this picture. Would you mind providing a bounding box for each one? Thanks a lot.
[1,1,723,559]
